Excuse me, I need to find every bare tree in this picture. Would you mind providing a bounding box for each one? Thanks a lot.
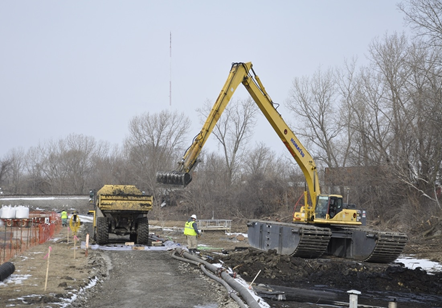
[24,145,49,194]
[243,142,274,177]
[180,151,231,218]
[0,157,12,191]
[124,110,191,195]
[197,97,258,186]
[287,68,343,168]
[336,32,442,223]
[3,148,26,194]
[399,0,442,48]
[397,40,442,208]
[88,144,128,189]
[22,134,106,194]
[286,67,353,196]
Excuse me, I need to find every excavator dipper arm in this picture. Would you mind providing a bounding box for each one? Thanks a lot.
[156,63,246,186]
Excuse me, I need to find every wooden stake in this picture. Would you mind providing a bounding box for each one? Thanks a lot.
[249,269,261,289]
[67,226,70,244]
[74,235,77,259]
[85,234,89,257]
[44,246,52,291]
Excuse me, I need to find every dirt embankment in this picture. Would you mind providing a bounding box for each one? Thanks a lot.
[208,248,442,293]
[202,248,442,307]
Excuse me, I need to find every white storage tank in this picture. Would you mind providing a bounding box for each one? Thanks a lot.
[1,205,16,219]
[16,206,30,219]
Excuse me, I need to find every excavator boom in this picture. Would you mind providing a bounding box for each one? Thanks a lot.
[157,62,408,263]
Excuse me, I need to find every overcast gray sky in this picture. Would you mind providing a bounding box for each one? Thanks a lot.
[0,1,408,159]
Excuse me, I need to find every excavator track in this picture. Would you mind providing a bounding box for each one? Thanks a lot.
[290,225,332,258]
[248,221,408,263]
[247,221,331,258]
[362,231,408,263]
[326,227,408,263]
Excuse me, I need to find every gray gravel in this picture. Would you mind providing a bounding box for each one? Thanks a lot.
[71,227,239,308]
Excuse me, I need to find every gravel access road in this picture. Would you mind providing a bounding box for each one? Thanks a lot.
[78,249,235,308]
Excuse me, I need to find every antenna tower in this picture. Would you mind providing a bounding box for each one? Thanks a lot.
[169,32,172,106]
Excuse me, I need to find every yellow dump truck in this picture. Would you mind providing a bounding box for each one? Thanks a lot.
[89,185,153,245]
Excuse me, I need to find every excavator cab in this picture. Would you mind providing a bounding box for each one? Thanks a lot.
[311,194,360,224]
[294,194,345,222]
[315,195,330,219]
[328,196,343,218]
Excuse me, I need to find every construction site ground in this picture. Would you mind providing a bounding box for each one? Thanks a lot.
[1,217,442,308]
[0,197,441,307]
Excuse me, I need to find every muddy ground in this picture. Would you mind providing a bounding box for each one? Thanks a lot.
[1,220,442,308]
[207,248,442,307]
[1,198,442,307]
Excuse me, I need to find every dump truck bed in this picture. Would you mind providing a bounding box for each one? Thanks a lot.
[98,194,153,211]
[96,185,153,212]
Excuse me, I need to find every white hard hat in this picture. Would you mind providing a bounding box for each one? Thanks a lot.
[191,214,197,219]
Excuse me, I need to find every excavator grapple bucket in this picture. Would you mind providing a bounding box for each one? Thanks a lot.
[156,171,192,187]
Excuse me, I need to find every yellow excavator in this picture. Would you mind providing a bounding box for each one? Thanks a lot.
[157,62,407,263]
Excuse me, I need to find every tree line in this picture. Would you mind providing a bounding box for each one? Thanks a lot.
[0,1,441,232]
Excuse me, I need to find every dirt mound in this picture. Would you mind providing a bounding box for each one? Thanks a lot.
[204,248,442,306]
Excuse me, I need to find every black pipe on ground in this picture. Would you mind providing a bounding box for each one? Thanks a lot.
[198,264,248,308]
[171,251,248,308]
[172,248,262,308]
[254,284,337,303]
[0,262,15,281]
[171,250,249,308]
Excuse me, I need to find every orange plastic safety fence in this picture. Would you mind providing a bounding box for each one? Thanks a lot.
[0,212,62,264]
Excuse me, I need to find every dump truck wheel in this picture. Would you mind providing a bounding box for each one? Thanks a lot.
[96,217,109,245]
[136,218,149,245]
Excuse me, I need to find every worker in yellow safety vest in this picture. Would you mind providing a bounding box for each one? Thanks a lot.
[184,214,200,254]
[69,211,81,235]
[61,210,68,227]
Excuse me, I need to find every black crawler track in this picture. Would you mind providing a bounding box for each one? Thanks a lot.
[247,220,408,263]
